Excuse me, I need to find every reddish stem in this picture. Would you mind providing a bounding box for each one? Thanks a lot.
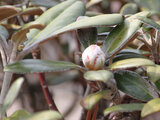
[86,110,92,120]
[38,73,58,111]
[92,103,99,120]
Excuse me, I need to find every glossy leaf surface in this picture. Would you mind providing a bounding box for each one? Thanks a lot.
[114,70,154,101]
[24,14,123,50]
[110,58,154,70]
[104,12,149,55]
[4,59,81,74]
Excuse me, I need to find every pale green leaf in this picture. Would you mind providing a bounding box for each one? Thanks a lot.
[141,98,160,117]
[84,70,113,83]
[0,78,24,115]
[146,65,160,82]
[81,90,113,110]
[104,103,145,115]
[120,3,138,15]
[110,58,154,70]
[24,14,123,50]
[26,110,62,120]
[3,110,30,120]
[137,16,160,30]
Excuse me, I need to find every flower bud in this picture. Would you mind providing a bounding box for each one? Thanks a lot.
[82,45,105,70]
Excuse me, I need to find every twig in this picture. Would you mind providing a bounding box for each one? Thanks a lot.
[92,103,99,120]
[32,51,59,111]
[38,73,59,111]
[0,43,17,108]
[86,110,92,120]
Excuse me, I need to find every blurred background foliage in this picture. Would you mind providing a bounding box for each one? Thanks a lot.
[0,0,160,120]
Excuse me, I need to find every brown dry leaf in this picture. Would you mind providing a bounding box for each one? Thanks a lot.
[0,5,20,21]
[12,23,45,45]
[21,7,43,16]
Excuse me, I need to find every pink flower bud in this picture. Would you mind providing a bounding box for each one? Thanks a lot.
[82,45,106,70]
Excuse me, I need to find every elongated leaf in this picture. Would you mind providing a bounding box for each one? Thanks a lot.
[24,14,123,51]
[30,0,59,7]
[3,110,30,120]
[135,0,160,12]
[120,3,138,15]
[26,110,62,120]
[21,7,43,16]
[137,16,160,30]
[86,0,102,8]
[141,98,160,117]
[114,70,154,101]
[81,90,112,110]
[146,65,160,82]
[0,5,20,21]
[109,58,154,70]
[0,25,9,39]
[4,59,81,74]
[0,78,24,115]
[106,53,146,64]
[77,27,97,48]
[84,70,113,83]
[104,11,150,55]
[104,103,145,115]
[12,0,82,44]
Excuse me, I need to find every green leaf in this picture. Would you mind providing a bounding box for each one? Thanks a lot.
[146,65,160,82]
[86,0,102,8]
[0,25,9,39]
[23,0,85,50]
[114,70,154,101]
[106,52,146,64]
[141,98,160,117]
[12,0,83,45]
[137,16,160,30]
[3,110,30,120]
[109,58,154,70]
[77,27,97,48]
[120,3,138,15]
[81,90,112,110]
[104,103,145,116]
[4,59,81,74]
[84,70,113,83]
[25,110,62,120]
[0,78,24,115]
[104,11,150,55]
[24,14,123,50]
[30,0,59,7]
[135,0,160,12]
